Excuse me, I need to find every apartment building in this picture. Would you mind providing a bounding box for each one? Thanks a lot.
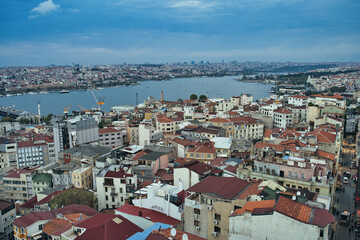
[138,122,162,147]
[0,200,16,240]
[229,196,334,240]
[3,168,37,202]
[0,137,17,170]
[17,136,55,167]
[96,167,137,211]
[127,124,139,145]
[184,177,252,240]
[186,145,217,164]
[67,115,99,148]
[232,116,264,140]
[288,95,308,106]
[308,94,346,109]
[156,116,176,134]
[72,161,93,189]
[99,127,123,149]
[273,108,293,129]
[32,173,52,195]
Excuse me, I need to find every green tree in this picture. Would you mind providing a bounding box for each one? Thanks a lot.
[49,188,96,210]
[177,98,183,103]
[44,114,53,125]
[1,116,15,122]
[190,94,198,100]
[199,94,208,101]
[98,120,111,129]
[19,118,30,124]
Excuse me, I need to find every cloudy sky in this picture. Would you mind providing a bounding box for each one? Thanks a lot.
[0,0,359,66]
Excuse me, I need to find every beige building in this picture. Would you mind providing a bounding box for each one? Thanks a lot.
[72,161,93,189]
[127,124,139,145]
[232,116,264,140]
[184,176,256,240]
[99,127,123,149]
[3,168,37,202]
[186,145,217,164]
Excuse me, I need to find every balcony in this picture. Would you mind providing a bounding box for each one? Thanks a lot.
[126,184,136,193]
[110,191,118,196]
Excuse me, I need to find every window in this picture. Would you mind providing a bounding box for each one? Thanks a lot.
[320,228,324,237]
[120,188,123,193]
[294,172,298,179]
[106,196,108,201]
[288,171,292,177]
[214,213,221,221]
[194,208,200,214]
[214,226,221,233]
[194,220,200,226]
[315,188,320,193]
[38,224,43,230]
[301,173,305,180]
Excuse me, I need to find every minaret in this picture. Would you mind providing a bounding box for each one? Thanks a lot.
[37,100,41,124]
[161,91,164,101]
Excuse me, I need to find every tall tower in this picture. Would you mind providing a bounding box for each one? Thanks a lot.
[37,100,41,123]
[161,91,164,101]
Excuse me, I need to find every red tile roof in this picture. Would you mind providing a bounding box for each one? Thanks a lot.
[209,117,231,123]
[5,168,37,178]
[74,213,142,240]
[115,204,181,226]
[237,182,263,199]
[104,169,133,178]
[316,150,335,161]
[232,200,276,215]
[171,138,192,147]
[99,128,121,134]
[275,196,311,224]
[187,145,216,154]
[264,129,272,138]
[19,196,37,209]
[14,205,98,228]
[209,157,227,167]
[290,95,309,99]
[310,94,344,99]
[274,108,292,114]
[305,129,337,144]
[230,116,260,124]
[43,213,87,236]
[182,160,213,175]
[187,176,249,200]
[278,130,302,139]
[0,200,13,211]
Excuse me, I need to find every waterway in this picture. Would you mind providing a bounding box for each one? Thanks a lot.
[0,76,273,115]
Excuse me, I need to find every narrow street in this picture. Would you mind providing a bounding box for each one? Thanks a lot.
[334,151,357,239]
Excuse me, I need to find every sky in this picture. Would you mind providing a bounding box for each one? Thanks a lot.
[0,0,359,66]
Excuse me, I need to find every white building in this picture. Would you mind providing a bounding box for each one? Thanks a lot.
[96,166,137,210]
[67,115,99,148]
[132,182,183,220]
[0,137,17,170]
[288,95,309,106]
[138,122,163,147]
[174,160,212,190]
[273,108,293,129]
[229,196,334,240]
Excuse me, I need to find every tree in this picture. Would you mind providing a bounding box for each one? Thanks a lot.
[19,118,30,124]
[190,94,198,100]
[98,120,111,129]
[49,188,96,210]
[177,98,183,103]
[199,95,207,101]
[44,114,53,125]
[1,116,15,122]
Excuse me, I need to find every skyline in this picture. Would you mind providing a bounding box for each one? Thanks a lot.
[1,0,360,66]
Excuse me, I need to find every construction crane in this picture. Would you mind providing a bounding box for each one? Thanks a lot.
[90,89,104,111]
[77,104,91,114]
[63,104,72,117]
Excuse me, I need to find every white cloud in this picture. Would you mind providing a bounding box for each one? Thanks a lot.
[167,0,216,10]
[30,0,59,17]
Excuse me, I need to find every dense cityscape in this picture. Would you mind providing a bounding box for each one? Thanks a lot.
[1,0,360,239]
[0,62,359,240]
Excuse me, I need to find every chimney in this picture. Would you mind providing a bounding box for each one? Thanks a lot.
[161,91,164,101]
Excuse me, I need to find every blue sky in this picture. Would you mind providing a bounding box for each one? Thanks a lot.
[0,0,359,66]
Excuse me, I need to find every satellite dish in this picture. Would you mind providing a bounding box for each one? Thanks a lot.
[182,234,189,240]
[292,196,297,201]
[297,191,301,196]
[171,228,177,237]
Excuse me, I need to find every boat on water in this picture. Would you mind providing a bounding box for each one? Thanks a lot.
[40,91,49,94]
[60,90,70,94]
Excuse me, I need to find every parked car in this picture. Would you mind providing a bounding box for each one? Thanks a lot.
[343,176,349,184]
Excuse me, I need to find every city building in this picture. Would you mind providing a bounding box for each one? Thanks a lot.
[0,200,16,240]
[96,167,137,211]
[0,137,17,170]
[3,168,37,202]
[32,173,52,195]
[17,136,55,167]
[67,115,99,148]
[99,127,124,149]
[273,108,293,129]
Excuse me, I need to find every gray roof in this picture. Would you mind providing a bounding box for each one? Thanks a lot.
[139,151,166,161]
[38,185,66,195]
[145,146,172,154]
[61,144,111,157]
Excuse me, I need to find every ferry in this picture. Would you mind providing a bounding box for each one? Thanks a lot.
[60,90,70,94]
